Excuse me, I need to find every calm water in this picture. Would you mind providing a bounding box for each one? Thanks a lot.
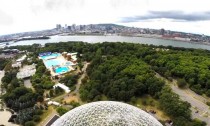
[8,35,210,50]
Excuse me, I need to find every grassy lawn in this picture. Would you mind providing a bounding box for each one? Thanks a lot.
[101,95,108,101]
[52,93,66,102]
[63,95,79,103]
[134,95,170,121]
[37,106,56,126]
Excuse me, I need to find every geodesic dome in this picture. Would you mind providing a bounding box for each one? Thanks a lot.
[52,101,163,126]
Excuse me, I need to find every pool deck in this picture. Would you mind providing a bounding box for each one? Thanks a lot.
[40,53,76,76]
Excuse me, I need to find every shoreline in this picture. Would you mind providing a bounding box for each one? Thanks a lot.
[2,35,210,51]
[135,35,210,46]
[59,34,210,46]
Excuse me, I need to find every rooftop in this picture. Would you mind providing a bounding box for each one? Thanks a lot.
[53,83,71,93]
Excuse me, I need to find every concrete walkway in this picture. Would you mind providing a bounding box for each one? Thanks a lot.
[0,110,19,126]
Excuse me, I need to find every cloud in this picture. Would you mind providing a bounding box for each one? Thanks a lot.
[30,0,85,14]
[0,10,13,25]
[120,11,210,23]
[44,0,84,10]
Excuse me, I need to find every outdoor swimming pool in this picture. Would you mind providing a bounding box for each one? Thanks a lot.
[44,59,60,68]
[55,67,70,74]
[40,53,61,60]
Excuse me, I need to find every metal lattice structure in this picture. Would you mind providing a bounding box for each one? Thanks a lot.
[52,101,163,126]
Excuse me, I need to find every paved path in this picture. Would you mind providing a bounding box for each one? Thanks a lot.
[155,73,210,125]
[74,62,90,97]
[63,62,90,103]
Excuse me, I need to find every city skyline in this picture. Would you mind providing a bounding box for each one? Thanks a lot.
[0,0,210,35]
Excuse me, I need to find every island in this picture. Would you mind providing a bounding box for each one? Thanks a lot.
[0,42,208,126]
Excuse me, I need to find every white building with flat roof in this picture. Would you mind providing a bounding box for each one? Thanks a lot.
[53,83,71,93]
[16,64,36,79]
[48,101,61,106]
[16,55,26,62]
[12,62,21,68]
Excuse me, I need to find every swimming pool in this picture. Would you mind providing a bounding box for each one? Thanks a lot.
[40,53,61,60]
[55,67,70,74]
[44,59,60,68]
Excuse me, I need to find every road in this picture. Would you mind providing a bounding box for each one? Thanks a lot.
[38,107,57,126]
[155,73,210,125]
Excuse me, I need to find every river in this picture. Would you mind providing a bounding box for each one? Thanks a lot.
[6,35,210,50]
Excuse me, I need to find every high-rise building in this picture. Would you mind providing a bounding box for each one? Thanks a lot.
[71,24,76,31]
[67,26,71,31]
[160,28,165,35]
[64,24,68,29]
[75,25,81,31]
[56,24,62,30]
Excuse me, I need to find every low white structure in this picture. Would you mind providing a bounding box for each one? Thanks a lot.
[67,52,77,62]
[48,101,61,106]
[12,62,21,68]
[17,64,36,79]
[45,98,50,101]
[16,55,26,62]
[53,83,71,93]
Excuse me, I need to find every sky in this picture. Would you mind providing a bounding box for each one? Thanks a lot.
[0,0,210,35]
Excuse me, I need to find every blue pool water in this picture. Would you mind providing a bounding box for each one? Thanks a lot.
[40,53,61,60]
[55,67,69,74]
[44,59,60,68]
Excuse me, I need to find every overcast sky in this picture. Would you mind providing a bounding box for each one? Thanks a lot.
[0,0,210,35]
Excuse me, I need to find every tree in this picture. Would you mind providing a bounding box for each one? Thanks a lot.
[33,115,41,122]
[49,89,54,97]
[0,58,9,70]
[4,61,12,71]
[206,89,210,97]
[56,107,68,116]
[24,121,35,126]
[36,66,46,74]
[177,79,187,88]
[37,96,44,102]
[160,87,191,120]
[130,96,136,104]
[173,116,188,126]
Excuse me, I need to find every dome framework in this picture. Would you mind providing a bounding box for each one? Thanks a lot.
[52,101,163,126]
